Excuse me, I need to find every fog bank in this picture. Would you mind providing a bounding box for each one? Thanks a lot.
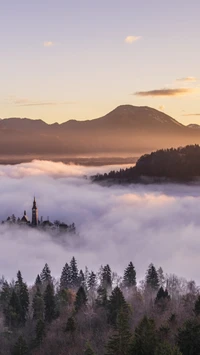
[0,160,200,284]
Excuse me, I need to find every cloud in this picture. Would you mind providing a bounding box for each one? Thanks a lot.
[125,36,141,44]
[0,160,200,285]
[43,41,54,47]
[6,96,75,107]
[134,88,196,97]
[176,77,197,82]
[158,105,165,111]
[182,113,200,116]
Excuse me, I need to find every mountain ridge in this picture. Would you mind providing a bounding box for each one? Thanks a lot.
[0,105,199,157]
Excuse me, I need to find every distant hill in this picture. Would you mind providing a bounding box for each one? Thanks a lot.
[93,145,200,183]
[0,105,200,158]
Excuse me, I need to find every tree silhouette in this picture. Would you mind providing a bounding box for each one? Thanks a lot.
[123,262,136,287]
[74,286,87,312]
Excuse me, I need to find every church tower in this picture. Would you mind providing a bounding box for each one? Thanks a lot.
[32,197,38,226]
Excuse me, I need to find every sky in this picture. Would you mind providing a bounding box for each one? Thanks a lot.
[1,160,200,285]
[0,0,200,124]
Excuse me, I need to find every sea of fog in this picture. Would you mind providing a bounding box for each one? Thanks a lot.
[0,160,200,284]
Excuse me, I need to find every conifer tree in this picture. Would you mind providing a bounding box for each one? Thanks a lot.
[44,283,56,323]
[155,287,170,302]
[74,286,87,312]
[35,319,46,345]
[177,319,200,355]
[107,286,128,326]
[78,269,85,288]
[0,280,12,325]
[129,316,157,355]
[32,287,44,320]
[102,264,112,291]
[64,316,76,333]
[146,263,159,290]
[105,308,132,355]
[15,272,29,325]
[123,262,136,288]
[88,271,97,291]
[15,271,29,325]
[35,274,42,286]
[9,289,21,327]
[60,262,71,289]
[84,342,96,355]
[40,263,52,283]
[70,257,79,289]
[155,342,182,355]
[12,335,28,355]
[194,295,200,316]
[96,285,107,308]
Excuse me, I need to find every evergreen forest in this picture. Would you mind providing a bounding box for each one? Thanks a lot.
[0,258,200,354]
[93,145,200,183]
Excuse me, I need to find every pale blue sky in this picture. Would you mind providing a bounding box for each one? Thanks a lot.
[0,0,200,124]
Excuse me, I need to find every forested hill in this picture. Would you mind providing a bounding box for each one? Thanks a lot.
[93,145,200,183]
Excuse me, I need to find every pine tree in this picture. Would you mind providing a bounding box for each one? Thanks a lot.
[12,335,28,355]
[84,342,96,355]
[35,319,46,345]
[155,287,170,302]
[0,280,12,325]
[105,308,132,355]
[102,264,112,291]
[78,269,85,288]
[88,271,97,291]
[40,263,52,283]
[15,271,29,325]
[35,275,42,286]
[177,319,200,355]
[155,342,182,355]
[107,286,128,326]
[32,287,44,320]
[64,316,76,333]
[123,262,136,288]
[194,295,200,316]
[129,316,157,355]
[96,286,107,307]
[9,289,21,327]
[44,283,56,323]
[146,263,159,290]
[74,286,87,312]
[60,262,71,289]
[70,257,79,289]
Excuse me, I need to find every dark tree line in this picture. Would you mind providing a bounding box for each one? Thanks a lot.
[0,258,200,354]
[93,145,200,183]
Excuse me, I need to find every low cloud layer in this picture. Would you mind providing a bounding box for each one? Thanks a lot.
[134,88,196,97]
[0,160,200,284]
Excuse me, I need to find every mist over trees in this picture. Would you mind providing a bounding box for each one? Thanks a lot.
[93,145,200,183]
[0,257,199,354]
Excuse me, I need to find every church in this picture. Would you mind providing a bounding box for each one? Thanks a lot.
[2,197,76,234]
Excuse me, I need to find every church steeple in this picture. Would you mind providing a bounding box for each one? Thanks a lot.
[32,197,38,225]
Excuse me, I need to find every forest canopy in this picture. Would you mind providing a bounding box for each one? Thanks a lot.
[93,145,200,183]
[0,258,199,354]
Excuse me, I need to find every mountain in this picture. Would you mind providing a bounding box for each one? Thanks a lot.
[0,105,200,158]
